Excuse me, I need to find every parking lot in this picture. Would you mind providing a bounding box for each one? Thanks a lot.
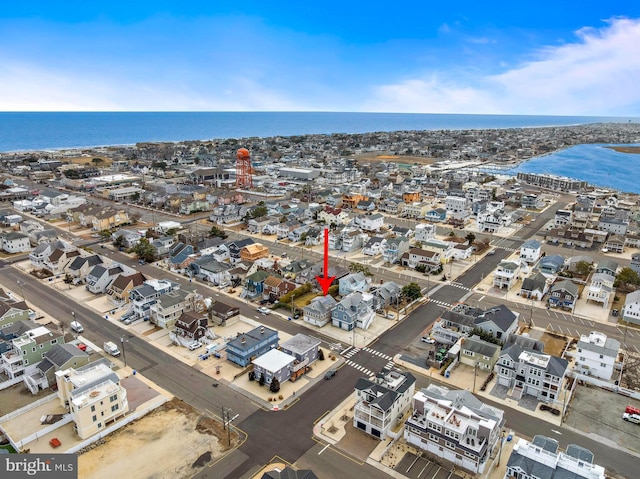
[395,452,463,479]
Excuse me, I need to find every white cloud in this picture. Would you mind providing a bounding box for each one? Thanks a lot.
[367,17,640,115]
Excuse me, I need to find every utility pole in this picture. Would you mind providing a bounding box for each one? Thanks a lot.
[120,337,128,368]
[473,361,478,393]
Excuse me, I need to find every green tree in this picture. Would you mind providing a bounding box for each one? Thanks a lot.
[91,157,104,165]
[130,237,157,263]
[465,232,476,244]
[258,373,265,387]
[574,260,593,277]
[113,235,126,248]
[348,262,372,277]
[99,229,112,239]
[250,202,268,219]
[615,267,640,288]
[209,226,228,239]
[402,282,422,302]
[269,377,280,393]
[151,161,168,170]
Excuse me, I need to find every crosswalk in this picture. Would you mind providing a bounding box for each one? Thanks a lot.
[345,360,374,377]
[449,281,471,291]
[342,346,396,376]
[362,347,393,362]
[429,299,452,308]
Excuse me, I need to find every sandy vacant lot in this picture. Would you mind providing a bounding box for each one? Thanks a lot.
[79,398,239,479]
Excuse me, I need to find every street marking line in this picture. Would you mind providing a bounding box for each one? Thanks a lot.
[313,411,331,425]
[318,443,330,455]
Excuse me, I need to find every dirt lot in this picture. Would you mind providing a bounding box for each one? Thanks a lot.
[78,398,240,479]
[354,154,437,166]
[0,382,53,416]
[538,331,568,357]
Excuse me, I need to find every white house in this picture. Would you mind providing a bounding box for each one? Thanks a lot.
[445,195,471,221]
[354,213,384,232]
[353,369,416,440]
[586,272,614,309]
[573,331,620,380]
[520,239,542,264]
[362,236,387,256]
[2,231,32,253]
[622,289,640,326]
[493,261,521,290]
[414,223,436,243]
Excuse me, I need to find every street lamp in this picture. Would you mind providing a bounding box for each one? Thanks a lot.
[16,280,26,303]
[472,361,479,393]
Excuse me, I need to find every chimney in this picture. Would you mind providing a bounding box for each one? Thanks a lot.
[260,327,265,334]
[241,337,246,344]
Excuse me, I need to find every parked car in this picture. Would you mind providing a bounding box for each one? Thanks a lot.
[258,307,271,315]
[622,413,640,424]
[70,321,84,333]
[487,249,496,256]
[188,342,203,351]
[540,404,561,416]
[421,336,435,344]
[324,369,337,380]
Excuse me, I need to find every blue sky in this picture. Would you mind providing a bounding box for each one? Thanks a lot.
[1,1,640,115]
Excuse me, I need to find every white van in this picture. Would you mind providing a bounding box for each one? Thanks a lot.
[70,321,84,333]
[103,341,121,357]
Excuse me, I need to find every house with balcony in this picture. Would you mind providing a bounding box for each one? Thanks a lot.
[506,436,605,479]
[521,193,545,210]
[459,336,501,371]
[404,384,503,474]
[150,288,198,330]
[422,239,455,263]
[622,289,640,327]
[379,197,404,215]
[151,236,176,257]
[44,248,81,275]
[402,248,441,271]
[55,360,129,439]
[586,272,614,308]
[425,208,447,223]
[404,202,430,219]
[244,270,272,298]
[354,213,384,232]
[573,331,619,380]
[318,206,350,226]
[390,225,414,238]
[595,258,618,277]
[492,261,521,290]
[228,238,255,264]
[91,209,130,231]
[603,234,625,254]
[554,209,573,228]
[86,264,125,294]
[414,223,436,243]
[0,298,31,329]
[445,195,471,221]
[548,279,579,312]
[280,333,321,376]
[23,343,90,394]
[2,231,31,253]
[107,272,146,305]
[339,272,371,296]
[520,239,542,264]
[0,326,65,379]
[342,192,368,209]
[432,305,481,345]
[494,343,568,402]
[353,368,415,441]
[226,325,279,367]
[65,254,103,283]
[332,292,376,331]
[251,348,296,386]
[127,279,180,321]
[110,228,142,248]
[371,282,402,311]
[288,225,311,243]
[303,295,337,327]
[341,229,369,253]
[363,236,387,257]
[598,215,629,235]
[383,236,410,265]
[171,311,208,347]
[263,276,296,301]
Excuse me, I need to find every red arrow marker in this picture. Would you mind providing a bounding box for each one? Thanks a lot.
[316,228,335,296]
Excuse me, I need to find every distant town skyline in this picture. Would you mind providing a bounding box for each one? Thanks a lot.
[1,2,640,115]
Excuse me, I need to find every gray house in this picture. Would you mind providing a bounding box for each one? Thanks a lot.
[331,292,375,331]
[303,295,337,327]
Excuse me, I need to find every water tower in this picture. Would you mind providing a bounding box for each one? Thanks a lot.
[235,148,253,189]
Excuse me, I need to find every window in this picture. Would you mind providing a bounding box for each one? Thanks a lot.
[110,394,118,402]
[91,405,95,412]
[92,415,97,422]
[445,440,456,450]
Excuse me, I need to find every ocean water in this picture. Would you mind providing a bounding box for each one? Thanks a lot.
[498,144,640,194]
[0,112,630,153]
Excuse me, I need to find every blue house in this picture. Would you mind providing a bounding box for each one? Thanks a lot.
[226,326,279,367]
[425,208,447,223]
[169,242,194,266]
[244,270,273,298]
[537,254,565,275]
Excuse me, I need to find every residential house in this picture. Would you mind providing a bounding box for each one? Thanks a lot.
[252,348,297,386]
[23,343,90,394]
[404,385,503,474]
[55,360,129,439]
[422,239,455,263]
[339,272,371,296]
[0,298,31,331]
[520,271,549,300]
[383,236,411,265]
[288,224,311,243]
[520,239,542,264]
[459,335,501,371]
[171,311,208,346]
[445,195,470,221]
[371,282,401,311]
[280,333,321,375]
[281,258,314,283]
[414,223,436,243]
[110,228,142,248]
[340,229,368,253]
[342,192,367,209]
[554,209,573,228]
[247,217,271,234]
[126,279,180,321]
[379,197,405,215]
[303,295,337,327]
[44,248,81,275]
[425,208,447,223]
[65,255,103,283]
[228,238,255,264]
[150,288,198,329]
[318,207,350,226]
[354,369,416,440]
[244,270,273,298]
[107,272,146,305]
[276,220,302,240]
[208,301,240,325]
[190,258,233,286]
[493,261,521,290]
[494,343,568,402]
[362,236,387,257]
[564,255,595,275]
[390,225,414,238]
[548,280,579,312]
[263,276,296,302]
[0,326,64,379]
[356,199,376,211]
[86,264,124,294]
[2,231,31,253]
[451,243,474,261]
[573,331,620,380]
[151,236,176,257]
[91,209,130,231]
[603,234,625,254]
[505,436,605,479]
[29,240,73,269]
[354,213,384,232]
[598,215,629,235]
[404,202,431,219]
[240,243,270,262]
[332,292,376,331]
[586,273,614,308]
[623,289,640,325]
[537,254,565,276]
[473,305,519,341]
[521,193,544,210]
[595,258,618,277]
[304,226,323,246]
[168,242,195,270]
[402,248,441,271]
[630,253,640,275]
[226,325,279,367]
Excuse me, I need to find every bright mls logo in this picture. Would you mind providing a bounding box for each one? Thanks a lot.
[2,455,77,478]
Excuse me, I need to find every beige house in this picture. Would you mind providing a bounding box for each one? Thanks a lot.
[55,360,129,440]
[240,243,270,262]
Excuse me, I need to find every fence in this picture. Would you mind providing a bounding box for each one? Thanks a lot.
[0,393,57,422]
